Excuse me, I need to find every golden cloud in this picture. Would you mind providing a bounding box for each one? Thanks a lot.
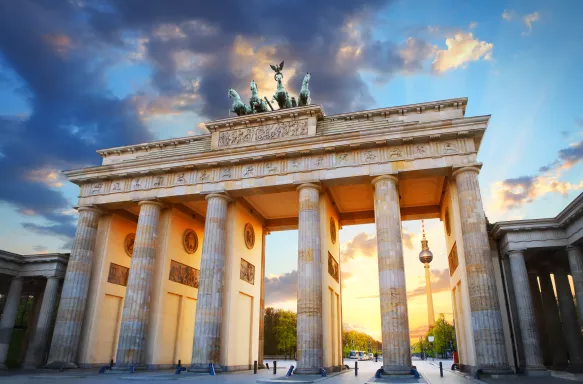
[432,32,493,73]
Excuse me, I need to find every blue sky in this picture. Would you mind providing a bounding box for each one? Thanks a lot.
[1,0,582,336]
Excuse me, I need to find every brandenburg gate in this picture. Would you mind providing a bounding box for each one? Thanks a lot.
[39,65,515,375]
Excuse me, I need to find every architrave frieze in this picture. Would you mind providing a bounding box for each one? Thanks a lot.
[76,135,478,204]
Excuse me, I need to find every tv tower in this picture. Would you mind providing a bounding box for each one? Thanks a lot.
[419,220,435,327]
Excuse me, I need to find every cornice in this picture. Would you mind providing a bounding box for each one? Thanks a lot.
[64,115,488,183]
[0,250,70,265]
[490,192,583,238]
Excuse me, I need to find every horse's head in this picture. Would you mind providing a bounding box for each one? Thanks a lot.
[250,80,257,92]
[303,73,311,85]
[228,88,237,99]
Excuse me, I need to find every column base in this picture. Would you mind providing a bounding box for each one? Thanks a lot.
[187,363,223,373]
[258,363,266,369]
[381,365,412,375]
[44,361,78,369]
[523,367,550,376]
[111,364,148,372]
[294,367,322,375]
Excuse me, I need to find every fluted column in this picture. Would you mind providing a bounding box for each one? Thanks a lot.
[258,230,268,369]
[372,175,411,374]
[0,276,23,368]
[567,246,583,324]
[46,206,101,368]
[554,266,583,370]
[507,251,546,372]
[114,200,164,369]
[295,183,323,374]
[539,272,569,369]
[452,167,509,373]
[189,193,231,373]
[527,270,551,367]
[23,277,61,368]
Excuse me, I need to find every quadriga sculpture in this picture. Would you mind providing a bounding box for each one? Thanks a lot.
[298,73,311,106]
[272,73,292,109]
[228,88,251,116]
[249,80,269,113]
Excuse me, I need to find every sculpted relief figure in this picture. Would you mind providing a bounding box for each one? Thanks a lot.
[298,73,311,106]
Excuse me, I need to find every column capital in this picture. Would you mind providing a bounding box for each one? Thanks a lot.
[76,205,103,215]
[452,165,482,178]
[137,199,166,208]
[508,249,526,257]
[296,182,321,192]
[371,174,398,188]
[204,193,233,203]
[566,245,582,252]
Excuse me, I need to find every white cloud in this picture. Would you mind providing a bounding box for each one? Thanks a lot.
[522,12,540,35]
[469,21,478,29]
[431,32,493,73]
[502,9,513,21]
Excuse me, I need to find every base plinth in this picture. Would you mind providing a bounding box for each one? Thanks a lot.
[381,365,413,375]
[187,363,223,373]
[293,367,322,375]
[44,361,78,369]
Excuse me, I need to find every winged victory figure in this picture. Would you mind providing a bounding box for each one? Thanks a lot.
[270,61,285,79]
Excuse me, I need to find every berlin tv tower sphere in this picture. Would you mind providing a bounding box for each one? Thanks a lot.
[418,221,433,264]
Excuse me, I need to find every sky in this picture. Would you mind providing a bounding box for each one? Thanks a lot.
[1,0,583,342]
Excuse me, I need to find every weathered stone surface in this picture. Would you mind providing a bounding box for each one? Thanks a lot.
[258,230,267,368]
[372,175,411,374]
[507,251,545,371]
[554,266,583,370]
[0,276,24,368]
[538,272,569,369]
[115,201,164,368]
[452,167,509,373]
[567,246,583,323]
[295,183,323,374]
[189,193,231,373]
[527,270,552,367]
[46,207,101,368]
[23,277,61,368]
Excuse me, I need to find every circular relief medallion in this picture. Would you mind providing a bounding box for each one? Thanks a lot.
[124,233,135,257]
[330,217,337,244]
[183,229,198,254]
[445,209,452,236]
[244,223,255,250]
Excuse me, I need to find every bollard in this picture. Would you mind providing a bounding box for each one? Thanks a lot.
[254,360,258,374]
[286,365,294,377]
[355,361,358,376]
[110,359,114,369]
[410,369,420,379]
[375,368,384,378]
[319,368,326,377]
[439,362,443,377]
[273,361,277,374]
[129,365,135,374]
[474,368,483,380]
[266,362,269,370]
[175,367,186,375]
[98,366,109,373]
[177,359,181,368]
[209,363,215,376]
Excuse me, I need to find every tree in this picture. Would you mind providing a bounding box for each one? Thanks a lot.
[432,314,456,357]
[275,310,296,357]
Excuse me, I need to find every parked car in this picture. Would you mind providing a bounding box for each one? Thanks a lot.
[358,351,368,361]
[348,350,358,359]
[368,353,374,360]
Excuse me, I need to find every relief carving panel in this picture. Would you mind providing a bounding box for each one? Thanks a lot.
[217,120,308,147]
[169,260,200,288]
[240,258,255,285]
[328,252,339,282]
[108,263,129,286]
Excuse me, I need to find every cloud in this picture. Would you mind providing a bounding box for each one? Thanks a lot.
[32,245,48,253]
[502,10,513,21]
[265,270,297,305]
[468,22,478,29]
[407,268,450,298]
[341,229,417,261]
[492,138,583,211]
[432,32,493,73]
[522,12,540,35]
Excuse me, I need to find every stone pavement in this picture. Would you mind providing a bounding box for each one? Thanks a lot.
[1,359,582,384]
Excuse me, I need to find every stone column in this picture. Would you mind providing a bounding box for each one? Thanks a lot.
[452,167,509,373]
[189,193,231,373]
[567,246,583,324]
[554,266,583,370]
[372,175,411,374]
[114,201,164,369]
[23,277,61,368]
[507,251,546,373]
[527,270,552,367]
[295,183,323,374]
[538,272,569,369]
[46,206,101,368]
[0,276,23,368]
[258,230,268,369]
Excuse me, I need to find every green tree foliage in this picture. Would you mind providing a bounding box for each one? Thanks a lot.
[411,314,456,358]
[264,307,296,355]
[342,329,382,357]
